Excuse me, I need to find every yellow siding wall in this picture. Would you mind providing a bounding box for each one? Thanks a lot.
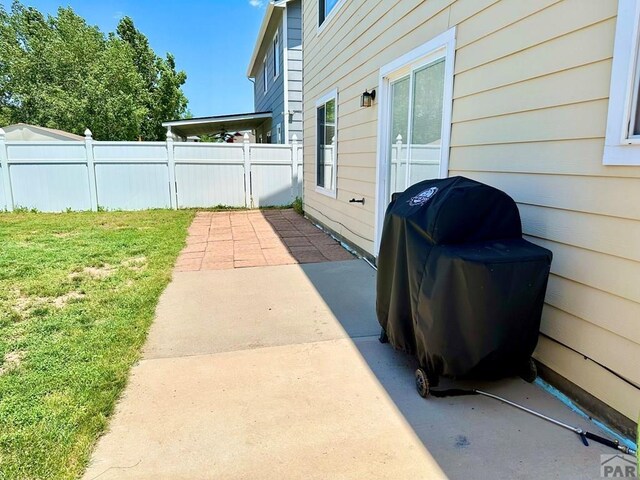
[302,0,640,421]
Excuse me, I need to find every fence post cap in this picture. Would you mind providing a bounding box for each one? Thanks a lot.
[166,130,174,142]
[395,134,403,142]
[84,128,93,139]
[0,127,5,139]
[291,134,298,143]
[243,133,250,143]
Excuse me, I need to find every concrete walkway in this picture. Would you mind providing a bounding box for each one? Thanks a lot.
[84,216,616,480]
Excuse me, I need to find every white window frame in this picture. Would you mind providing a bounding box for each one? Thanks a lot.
[315,88,338,198]
[374,27,456,255]
[317,0,346,34]
[273,31,280,79]
[276,123,282,143]
[604,0,640,165]
[263,56,268,94]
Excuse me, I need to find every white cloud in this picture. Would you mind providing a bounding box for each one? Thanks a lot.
[249,0,264,7]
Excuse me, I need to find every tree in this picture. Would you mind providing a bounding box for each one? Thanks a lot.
[0,2,188,140]
[115,16,188,140]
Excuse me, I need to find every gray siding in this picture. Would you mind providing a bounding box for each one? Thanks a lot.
[287,0,304,142]
[254,11,285,143]
[252,0,303,144]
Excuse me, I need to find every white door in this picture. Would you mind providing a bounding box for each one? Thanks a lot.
[375,29,456,254]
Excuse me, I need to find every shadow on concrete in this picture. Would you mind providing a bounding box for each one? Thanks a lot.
[298,259,615,480]
[260,209,355,264]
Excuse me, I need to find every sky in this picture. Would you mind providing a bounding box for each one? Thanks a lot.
[0,0,268,118]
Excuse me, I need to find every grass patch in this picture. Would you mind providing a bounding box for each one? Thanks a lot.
[292,197,304,216]
[0,210,194,479]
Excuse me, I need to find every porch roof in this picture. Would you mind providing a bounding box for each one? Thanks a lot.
[162,112,272,138]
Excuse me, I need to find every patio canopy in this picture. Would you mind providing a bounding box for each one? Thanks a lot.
[162,112,272,139]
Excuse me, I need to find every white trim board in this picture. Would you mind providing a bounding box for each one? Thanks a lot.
[315,88,338,199]
[374,27,457,255]
[282,8,290,143]
[273,30,281,80]
[263,55,268,93]
[603,0,640,165]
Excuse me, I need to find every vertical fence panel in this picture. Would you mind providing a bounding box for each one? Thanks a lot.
[407,145,441,185]
[291,135,299,199]
[0,163,5,211]
[8,142,90,212]
[93,143,170,210]
[0,129,9,211]
[166,136,177,209]
[243,136,252,208]
[84,130,98,211]
[296,144,304,198]
[174,143,245,207]
[249,145,295,207]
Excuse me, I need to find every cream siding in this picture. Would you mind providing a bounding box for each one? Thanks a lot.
[302,0,640,421]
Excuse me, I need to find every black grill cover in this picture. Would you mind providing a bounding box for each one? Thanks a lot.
[376,176,552,379]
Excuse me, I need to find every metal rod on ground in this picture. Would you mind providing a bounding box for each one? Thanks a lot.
[432,388,637,455]
[476,389,579,432]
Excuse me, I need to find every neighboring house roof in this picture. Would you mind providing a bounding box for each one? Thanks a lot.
[247,0,293,78]
[162,112,272,138]
[1,123,84,141]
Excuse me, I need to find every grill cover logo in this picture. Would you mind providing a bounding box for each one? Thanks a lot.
[409,187,438,206]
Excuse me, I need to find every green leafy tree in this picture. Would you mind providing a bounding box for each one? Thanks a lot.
[116,16,188,140]
[0,2,188,140]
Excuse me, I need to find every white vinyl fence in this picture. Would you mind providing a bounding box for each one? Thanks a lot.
[389,135,441,194]
[0,130,303,212]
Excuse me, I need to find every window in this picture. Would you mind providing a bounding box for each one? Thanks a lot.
[319,0,343,28]
[273,31,280,78]
[603,0,640,165]
[263,56,268,93]
[276,123,282,143]
[316,89,338,197]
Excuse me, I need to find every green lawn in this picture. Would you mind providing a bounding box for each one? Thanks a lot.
[0,210,194,480]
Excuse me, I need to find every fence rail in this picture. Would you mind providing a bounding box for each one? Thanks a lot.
[0,130,303,212]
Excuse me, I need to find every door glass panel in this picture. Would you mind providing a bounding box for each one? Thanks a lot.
[388,76,410,198]
[408,59,445,186]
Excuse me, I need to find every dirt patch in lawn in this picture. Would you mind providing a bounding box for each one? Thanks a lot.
[52,291,85,308]
[121,256,147,272]
[69,264,117,281]
[0,351,25,377]
[11,289,85,316]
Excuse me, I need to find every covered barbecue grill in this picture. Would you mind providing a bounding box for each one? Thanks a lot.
[376,176,552,396]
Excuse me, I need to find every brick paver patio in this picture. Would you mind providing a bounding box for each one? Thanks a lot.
[175,209,355,271]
